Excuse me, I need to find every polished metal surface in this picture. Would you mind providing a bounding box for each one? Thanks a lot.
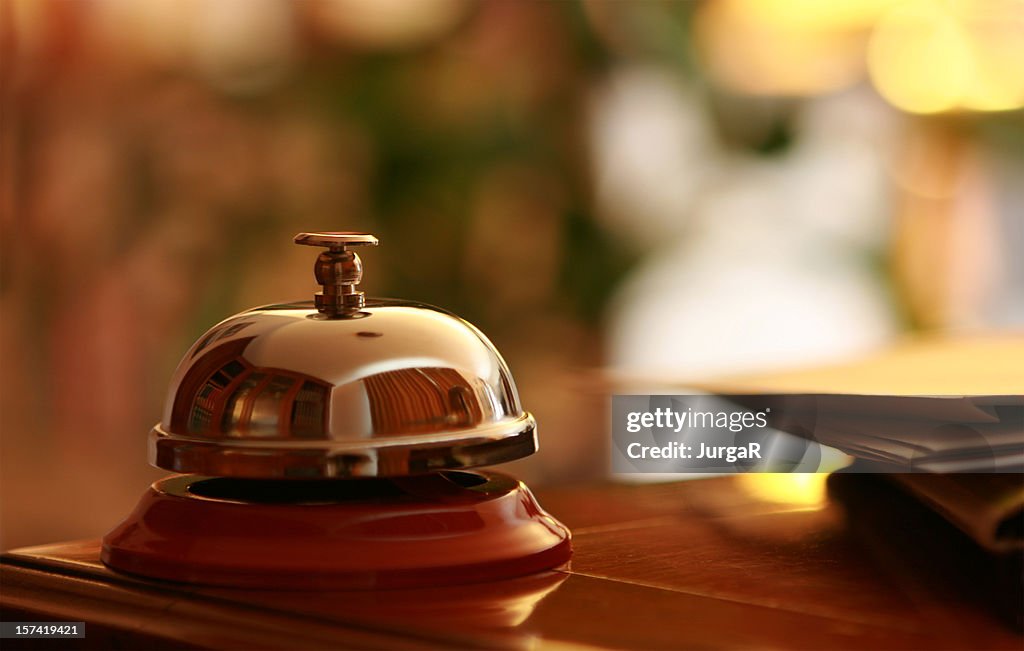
[294,231,378,316]
[150,233,536,478]
[294,232,379,249]
[152,299,536,477]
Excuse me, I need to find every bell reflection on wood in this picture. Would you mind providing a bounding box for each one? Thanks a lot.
[228,570,569,631]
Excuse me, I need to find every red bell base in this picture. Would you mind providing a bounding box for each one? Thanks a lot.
[101,471,571,590]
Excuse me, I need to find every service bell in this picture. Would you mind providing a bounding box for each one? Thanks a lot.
[102,233,570,589]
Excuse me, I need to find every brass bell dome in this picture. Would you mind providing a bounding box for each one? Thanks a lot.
[151,232,536,478]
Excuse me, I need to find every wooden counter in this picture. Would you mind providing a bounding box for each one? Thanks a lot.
[2,474,1021,649]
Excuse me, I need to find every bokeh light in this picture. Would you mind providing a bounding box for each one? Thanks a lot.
[694,0,878,96]
[695,0,1024,114]
[738,473,830,509]
[868,0,1024,114]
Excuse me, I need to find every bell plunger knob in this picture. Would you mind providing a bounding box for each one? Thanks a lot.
[294,232,379,316]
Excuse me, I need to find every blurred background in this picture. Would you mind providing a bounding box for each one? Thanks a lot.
[2,0,1022,550]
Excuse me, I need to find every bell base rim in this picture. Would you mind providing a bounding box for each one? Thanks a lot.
[150,414,537,479]
[101,471,572,590]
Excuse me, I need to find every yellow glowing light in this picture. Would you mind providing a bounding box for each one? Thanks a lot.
[694,0,870,96]
[737,473,829,508]
[740,0,900,31]
[958,18,1024,111]
[697,0,1024,113]
[868,2,970,114]
[868,0,1024,114]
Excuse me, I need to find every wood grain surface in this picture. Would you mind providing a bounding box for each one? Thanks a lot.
[2,475,1021,650]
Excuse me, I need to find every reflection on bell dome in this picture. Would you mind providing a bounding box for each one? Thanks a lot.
[171,337,332,440]
[151,299,537,478]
